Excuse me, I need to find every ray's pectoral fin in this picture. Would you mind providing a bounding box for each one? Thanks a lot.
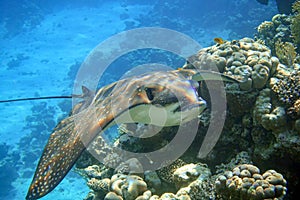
[26,115,85,200]
[26,105,117,200]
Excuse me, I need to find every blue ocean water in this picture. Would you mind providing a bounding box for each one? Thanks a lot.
[0,0,278,199]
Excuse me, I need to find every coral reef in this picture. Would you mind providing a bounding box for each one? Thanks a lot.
[215,164,287,200]
[271,69,300,119]
[79,36,300,200]
[255,0,300,59]
[85,173,149,200]
[291,1,300,48]
[185,38,275,90]
[255,14,292,55]
[180,36,299,199]
[156,159,186,184]
[83,161,214,200]
[108,174,148,200]
[173,163,211,189]
[83,156,288,200]
[275,41,297,66]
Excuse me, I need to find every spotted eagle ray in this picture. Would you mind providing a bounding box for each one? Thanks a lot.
[25,69,240,199]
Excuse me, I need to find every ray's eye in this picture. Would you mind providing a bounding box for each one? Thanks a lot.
[145,87,155,101]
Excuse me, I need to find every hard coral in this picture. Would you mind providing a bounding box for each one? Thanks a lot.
[293,0,300,13]
[255,14,293,55]
[291,1,300,47]
[156,159,186,184]
[275,40,297,66]
[173,163,211,189]
[257,21,274,35]
[184,38,275,91]
[215,164,287,200]
[271,70,300,118]
[109,174,148,200]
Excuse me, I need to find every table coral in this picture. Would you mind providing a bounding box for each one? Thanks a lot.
[215,164,287,200]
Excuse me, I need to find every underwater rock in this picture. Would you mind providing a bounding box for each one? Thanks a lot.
[295,118,300,131]
[156,159,186,184]
[114,158,144,174]
[176,179,215,200]
[144,171,162,193]
[173,163,211,189]
[215,164,287,200]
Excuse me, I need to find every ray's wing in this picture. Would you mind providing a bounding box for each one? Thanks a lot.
[26,80,125,200]
[26,115,84,199]
[26,102,113,199]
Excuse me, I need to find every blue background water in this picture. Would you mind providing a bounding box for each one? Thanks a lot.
[0,0,277,199]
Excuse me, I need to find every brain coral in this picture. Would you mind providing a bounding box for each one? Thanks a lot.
[184,38,277,90]
[108,174,148,200]
[215,164,287,200]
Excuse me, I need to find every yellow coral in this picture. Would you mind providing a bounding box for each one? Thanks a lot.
[275,40,297,66]
[292,0,300,13]
[257,21,274,34]
[291,15,300,46]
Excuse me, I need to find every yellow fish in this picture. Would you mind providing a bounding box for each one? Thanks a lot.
[214,37,225,44]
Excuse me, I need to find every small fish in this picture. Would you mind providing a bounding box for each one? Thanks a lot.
[213,37,225,44]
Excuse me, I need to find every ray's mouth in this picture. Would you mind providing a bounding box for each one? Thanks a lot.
[173,97,207,113]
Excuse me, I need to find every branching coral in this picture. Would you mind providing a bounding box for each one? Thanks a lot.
[257,21,274,35]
